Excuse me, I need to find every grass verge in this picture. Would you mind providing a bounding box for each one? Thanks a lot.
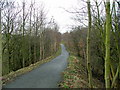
[2,46,61,85]
[59,55,104,88]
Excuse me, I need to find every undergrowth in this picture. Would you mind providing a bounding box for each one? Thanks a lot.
[59,55,104,88]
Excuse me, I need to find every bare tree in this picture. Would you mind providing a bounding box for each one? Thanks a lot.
[86,0,92,88]
[0,1,2,89]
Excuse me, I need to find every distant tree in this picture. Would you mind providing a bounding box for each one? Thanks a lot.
[1,0,61,81]
[22,0,25,68]
[28,1,33,65]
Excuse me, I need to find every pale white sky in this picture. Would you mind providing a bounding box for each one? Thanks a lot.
[35,0,80,33]
[14,0,82,33]
[40,0,78,33]
[43,0,79,33]
[14,0,115,33]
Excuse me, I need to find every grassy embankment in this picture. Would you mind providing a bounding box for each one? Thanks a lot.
[59,55,104,88]
[2,46,61,85]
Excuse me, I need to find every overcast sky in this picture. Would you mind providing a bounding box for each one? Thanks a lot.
[44,0,80,33]
[35,0,80,33]
[14,0,115,33]
[14,0,83,33]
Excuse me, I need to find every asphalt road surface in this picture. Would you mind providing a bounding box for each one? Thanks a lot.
[3,44,69,88]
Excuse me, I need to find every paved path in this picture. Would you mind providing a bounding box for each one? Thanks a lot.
[3,44,69,88]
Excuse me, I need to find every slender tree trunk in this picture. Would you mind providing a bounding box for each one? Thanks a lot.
[0,7,2,90]
[118,2,120,88]
[33,7,36,62]
[34,42,36,62]
[35,14,38,61]
[111,65,119,87]
[40,31,42,60]
[86,0,92,88]
[7,13,11,73]
[22,0,25,68]
[111,3,120,87]
[105,0,111,88]
[42,31,45,59]
[29,3,32,65]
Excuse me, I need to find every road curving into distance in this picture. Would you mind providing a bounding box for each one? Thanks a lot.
[3,44,69,88]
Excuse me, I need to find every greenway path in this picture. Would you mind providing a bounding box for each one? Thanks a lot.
[3,44,69,88]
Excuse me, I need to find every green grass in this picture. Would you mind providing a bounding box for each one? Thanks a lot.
[2,46,61,85]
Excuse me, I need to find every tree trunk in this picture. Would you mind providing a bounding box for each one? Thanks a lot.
[33,8,36,62]
[105,0,111,88]
[42,30,45,59]
[0,7,2,90]
[29,3,32,65]
[22,0,25,68]
[86,0,92,88]
[40,32,42,60]
[7,13,11,73]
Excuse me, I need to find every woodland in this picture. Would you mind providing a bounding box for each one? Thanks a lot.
[0,0,120,88]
